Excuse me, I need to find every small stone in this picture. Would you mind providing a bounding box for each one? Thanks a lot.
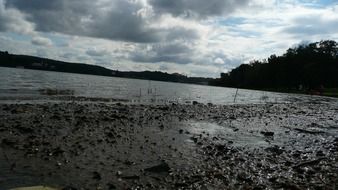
[116,171,122,176]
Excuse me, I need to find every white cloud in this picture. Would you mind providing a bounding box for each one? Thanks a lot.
[214,58,224,64]
[31,36,52,46]
[0,0,35,35]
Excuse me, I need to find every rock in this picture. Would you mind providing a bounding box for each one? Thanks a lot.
[216,144,226,151]
[277,182,301,190]
[265,145,284,155]
[175,182,188,188]
[11,107,25,114]
[192,101,199,105]
[229,116,236,120]
[121,175,140,180]
[50,147,64,156]
[62,186,78,190]
[1,138,16,146]
[158,106,169,111]
[106,132,115,138]
[145,161,170,173]
[316,150,325,157]
[261,131,274,137]
[237,172,252,182]
[179,129,184,134]
[16,125,34,134]
[107,183,116,190]
[190,137,198,143]
[124,160,135,166]
[93,171,101,180]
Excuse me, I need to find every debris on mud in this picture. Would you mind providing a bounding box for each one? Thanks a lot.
[0,101,337,189]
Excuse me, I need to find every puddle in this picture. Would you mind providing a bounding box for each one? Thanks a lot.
[183,122,270,147]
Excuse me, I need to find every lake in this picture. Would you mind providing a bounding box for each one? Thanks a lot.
[0,67,332,105]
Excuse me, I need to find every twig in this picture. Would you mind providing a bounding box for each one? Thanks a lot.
[292,157,326,169]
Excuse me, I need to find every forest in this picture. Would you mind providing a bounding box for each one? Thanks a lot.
[209,40,338,96]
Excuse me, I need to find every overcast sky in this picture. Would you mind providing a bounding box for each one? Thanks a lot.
[1,0,338,77]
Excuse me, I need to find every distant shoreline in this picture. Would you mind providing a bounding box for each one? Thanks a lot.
[0,51,212,86]
[0,66,212,88]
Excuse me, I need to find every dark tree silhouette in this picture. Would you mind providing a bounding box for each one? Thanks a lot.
[209,40,338,92]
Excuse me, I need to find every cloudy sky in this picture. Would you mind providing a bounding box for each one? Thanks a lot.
[1,0,338,77]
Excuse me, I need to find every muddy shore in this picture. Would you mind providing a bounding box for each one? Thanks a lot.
[0,100,337,189]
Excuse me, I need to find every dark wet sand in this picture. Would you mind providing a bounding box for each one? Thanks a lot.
[0,101,337,189]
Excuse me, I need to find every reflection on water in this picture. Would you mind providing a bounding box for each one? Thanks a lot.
[0,67,336,104]
[185,122,270,147]
[38,88,75,96]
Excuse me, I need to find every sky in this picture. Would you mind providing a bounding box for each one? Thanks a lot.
[0,0,338,77]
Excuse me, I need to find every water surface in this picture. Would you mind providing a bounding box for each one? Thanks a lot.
[0,67,334,104]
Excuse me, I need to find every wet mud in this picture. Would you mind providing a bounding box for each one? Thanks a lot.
[0,101,337,189]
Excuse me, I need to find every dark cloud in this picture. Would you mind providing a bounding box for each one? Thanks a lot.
[5,0,63,11]
[130,42,243,68]
[0,0,33,34]
[89,1,161,43]
[5,0,101,37]
[164,27,200,41]
[148,0,249,19]
[86,49,108,57]
[4,0,200,43]
[130,42,195,64]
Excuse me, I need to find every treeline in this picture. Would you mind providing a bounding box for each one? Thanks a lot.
[209,40,338,91]
[0,51,211,85]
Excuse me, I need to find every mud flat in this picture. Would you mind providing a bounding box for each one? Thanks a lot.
[0,100,337,189]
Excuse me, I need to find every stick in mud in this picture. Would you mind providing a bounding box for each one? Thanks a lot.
[233,88,239,103]
[1,148,15,171]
